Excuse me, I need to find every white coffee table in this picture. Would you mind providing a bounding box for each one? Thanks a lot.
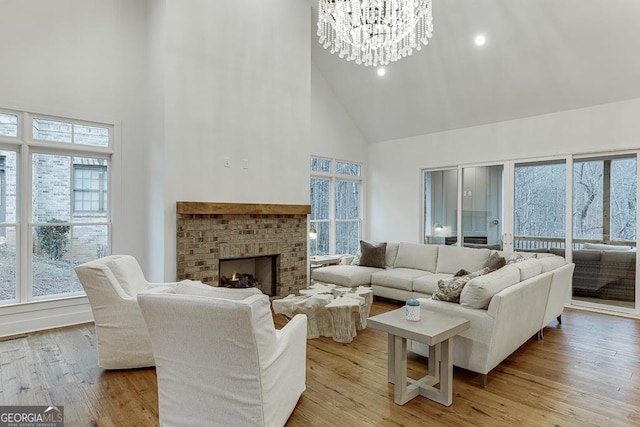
[367,308,470,406]
[273,284,373,343]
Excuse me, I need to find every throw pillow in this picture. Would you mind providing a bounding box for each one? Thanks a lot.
[432,267,490,303]
[358,240,387,268]
[506,252,526,264]
[453,269,470,277]
[350,248,362,265]
[483,252,506,272]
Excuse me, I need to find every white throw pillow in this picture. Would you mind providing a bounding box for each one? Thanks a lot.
[106,255,148,297]
[385,242,400,267]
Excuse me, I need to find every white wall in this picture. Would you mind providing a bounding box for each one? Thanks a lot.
[0,0,151,334]
[0,0,151,265]
[311,64,369,163]
[159,0,311,279]
[369,98,640,242]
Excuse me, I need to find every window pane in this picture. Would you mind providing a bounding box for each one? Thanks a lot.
[424,169,458,244]
[336,161,361,176]
[32,222,74,298]
[462,165,503,248]
[0,226,17,303]
[336,220,360,254]
[310,157,331,173]
[32,153,71,223]
[73,162,108,214]
[74,124,110,147]
[0,113,18,137]
[33,118,72,143]
[309,221,330,256]
[611,158,637,241]
[573,160,603,241]
[335,180,359,220]
[0,151,17,224]
[514,162,566,250]
[310,178,330,220]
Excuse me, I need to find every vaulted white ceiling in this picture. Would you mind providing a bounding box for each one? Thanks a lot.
[309,0,640,143]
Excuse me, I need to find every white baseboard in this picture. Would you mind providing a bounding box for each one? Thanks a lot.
[0,297,94,338]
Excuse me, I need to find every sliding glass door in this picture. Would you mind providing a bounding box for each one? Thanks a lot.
[572,155,636,309]
[461,165,503,249]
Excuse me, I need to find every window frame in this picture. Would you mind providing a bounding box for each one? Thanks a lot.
[310,156,363,256]
[72,163,108,214]
[0,108,114,307]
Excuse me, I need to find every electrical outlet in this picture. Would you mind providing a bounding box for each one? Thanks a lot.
[224,157,230,168]
[243,159,249,169]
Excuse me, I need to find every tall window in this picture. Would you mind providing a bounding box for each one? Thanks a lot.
[310,157,362,256]
[0,110,112,305]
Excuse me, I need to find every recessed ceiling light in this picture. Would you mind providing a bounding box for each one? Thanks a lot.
[377,67,386,77]
[474,35,486,46]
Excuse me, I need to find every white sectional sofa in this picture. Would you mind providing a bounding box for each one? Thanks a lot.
[311,242,575,385]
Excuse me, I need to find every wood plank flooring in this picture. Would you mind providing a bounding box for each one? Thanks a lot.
[0,299,639,426]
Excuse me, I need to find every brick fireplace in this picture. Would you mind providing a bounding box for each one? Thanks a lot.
[176,202,310,296]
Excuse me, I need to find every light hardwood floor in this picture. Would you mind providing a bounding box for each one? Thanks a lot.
[1,299,639,426]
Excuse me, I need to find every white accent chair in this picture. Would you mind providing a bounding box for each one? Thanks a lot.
[138,288,307,427]
[74,255,177,369]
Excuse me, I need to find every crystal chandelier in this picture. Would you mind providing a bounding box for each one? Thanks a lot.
[317,0,433,67]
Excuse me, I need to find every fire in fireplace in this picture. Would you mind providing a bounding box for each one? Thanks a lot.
[219,255,278,296]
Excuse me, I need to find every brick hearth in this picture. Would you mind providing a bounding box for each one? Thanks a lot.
[176,202,310,296]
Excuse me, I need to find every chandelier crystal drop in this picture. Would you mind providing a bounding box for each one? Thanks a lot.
[317,0,433,67]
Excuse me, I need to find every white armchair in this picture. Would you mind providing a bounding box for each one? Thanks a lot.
[74,254,177,369]
[137,289,307,427]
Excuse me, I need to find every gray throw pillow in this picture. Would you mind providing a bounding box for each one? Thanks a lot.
[483,252,506,272]
[358,240,387,268]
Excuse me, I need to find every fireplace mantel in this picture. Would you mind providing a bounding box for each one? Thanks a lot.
[177,201,311,215]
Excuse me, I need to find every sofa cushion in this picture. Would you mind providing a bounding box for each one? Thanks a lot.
[371,268,427,291]
[412,273,452,295]
[393,243,439,271]
[511,258,542,281]
[311,265,379,287]
[358,240,387,268]
[539,255,566,273]
[583,242,633,251]
[436,246,490,274]
[597,250,636,290]
[432,268,490,303]
[460,265,520,309]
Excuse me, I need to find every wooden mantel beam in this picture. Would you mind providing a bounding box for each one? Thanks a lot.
[176,201,311,215]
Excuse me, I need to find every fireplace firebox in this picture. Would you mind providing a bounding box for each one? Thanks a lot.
[219,255,278,296]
